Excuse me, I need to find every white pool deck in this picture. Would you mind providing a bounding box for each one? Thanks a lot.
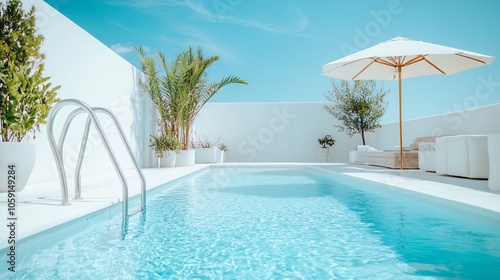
[1,163,499,249]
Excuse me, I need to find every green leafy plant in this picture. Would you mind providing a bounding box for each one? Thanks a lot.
[136,46,183,143]
[0,0,60,142]
[218,143,228,153]
[190,134,221,148]
[149,133,182,158]
[177,47,247,150]
[318,135,335,148]
[136,46,247,151]
[323,80,388,145]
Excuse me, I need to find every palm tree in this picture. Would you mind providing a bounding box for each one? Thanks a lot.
[136,47,168,133]
[136,46,247,150]
[177,47,247,149]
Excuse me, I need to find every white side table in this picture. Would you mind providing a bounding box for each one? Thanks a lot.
[435,137,449,175]
[467,135,489,179]
[488,134,500,191]
[418,142,435,172]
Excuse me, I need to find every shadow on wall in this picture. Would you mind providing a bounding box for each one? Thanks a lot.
[129,66,155,168]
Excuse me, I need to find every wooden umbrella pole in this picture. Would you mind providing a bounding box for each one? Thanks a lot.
[398,66,403,169]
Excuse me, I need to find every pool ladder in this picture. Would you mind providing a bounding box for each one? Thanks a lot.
[47,99,146,225]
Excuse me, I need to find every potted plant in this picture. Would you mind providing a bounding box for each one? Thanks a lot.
[136,46,247,167]
[0,0,60,192]
[317,135,335,163]
[318,135,335,148]
[149,133,182,167]
[191,134,220,163]
[177,47,247,153]
[216,143,228,163]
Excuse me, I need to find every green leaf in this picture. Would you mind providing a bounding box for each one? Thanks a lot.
[0,0,60,141]
[324,80,389,145]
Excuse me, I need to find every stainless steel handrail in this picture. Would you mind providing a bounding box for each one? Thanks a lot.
[46,99,146,224]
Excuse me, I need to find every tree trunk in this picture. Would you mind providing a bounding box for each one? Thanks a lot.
[361,131,366,145]
[183,122,190,150]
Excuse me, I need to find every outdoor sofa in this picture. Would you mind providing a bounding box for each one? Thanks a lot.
[351,145,419,169]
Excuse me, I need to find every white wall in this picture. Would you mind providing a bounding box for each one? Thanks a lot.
[10,1,500,191]
[194,102,363,163]
[20,0,154,188]
[195,102,500,163]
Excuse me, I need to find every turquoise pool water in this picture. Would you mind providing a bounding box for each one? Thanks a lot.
[1,166,500,279]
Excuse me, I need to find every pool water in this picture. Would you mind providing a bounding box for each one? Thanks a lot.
[2,166,500,279]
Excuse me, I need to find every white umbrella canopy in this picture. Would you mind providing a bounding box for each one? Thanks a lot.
[323,37,495,80]
[322,36,495,169]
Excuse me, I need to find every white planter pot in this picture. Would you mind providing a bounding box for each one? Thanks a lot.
[316,147,331,163]
[175,150,195,166]
[0,142,36,192]
[160,152,177,168]
[215,149,225,163]
[194,147,217,163]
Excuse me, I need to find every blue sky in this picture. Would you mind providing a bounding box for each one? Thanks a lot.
[44,0,500,124]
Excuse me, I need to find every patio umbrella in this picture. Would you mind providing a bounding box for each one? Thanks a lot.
[322,36,495,169]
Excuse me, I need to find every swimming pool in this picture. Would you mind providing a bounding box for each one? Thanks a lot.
[1,165,500,279]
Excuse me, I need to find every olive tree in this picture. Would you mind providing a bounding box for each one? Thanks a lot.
[323,80,388,145]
